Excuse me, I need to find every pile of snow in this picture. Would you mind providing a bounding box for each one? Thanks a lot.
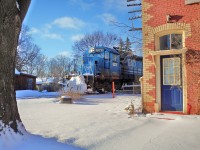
[16,90,59,99]
[0,121,83,150]
[46,78,54,83]
[36,78,42,85]
[65,75,87,94]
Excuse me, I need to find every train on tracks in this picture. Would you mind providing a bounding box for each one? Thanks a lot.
[81,47,143,92]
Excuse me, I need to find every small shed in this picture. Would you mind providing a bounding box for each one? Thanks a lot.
[15,69,37,90]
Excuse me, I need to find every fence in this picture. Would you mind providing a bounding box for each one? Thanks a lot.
[121,83,141,94]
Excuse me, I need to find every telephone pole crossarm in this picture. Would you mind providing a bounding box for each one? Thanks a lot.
[128,16,142,20]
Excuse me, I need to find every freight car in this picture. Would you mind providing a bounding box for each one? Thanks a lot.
[81,46,142,92]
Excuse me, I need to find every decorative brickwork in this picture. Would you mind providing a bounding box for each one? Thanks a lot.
[142,0,200,114]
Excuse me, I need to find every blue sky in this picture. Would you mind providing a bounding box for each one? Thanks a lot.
[24,0,138,58]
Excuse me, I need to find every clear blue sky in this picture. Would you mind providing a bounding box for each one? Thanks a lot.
[24,0,138,58]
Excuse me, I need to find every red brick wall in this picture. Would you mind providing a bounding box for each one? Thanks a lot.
[143,0,200,114]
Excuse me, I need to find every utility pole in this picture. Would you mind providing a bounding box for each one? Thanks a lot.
[127,0,142,31]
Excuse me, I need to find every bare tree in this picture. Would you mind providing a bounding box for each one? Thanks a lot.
[55,55,71,78]
[118,38,124,53]
[125,37,132,51]
[29,54,48,77]
[47,55,71,78]
[47,58,58,77]
[16,25,41,73]
[72,31,118,55]
[0,0,31,133]
[115,38,135,63]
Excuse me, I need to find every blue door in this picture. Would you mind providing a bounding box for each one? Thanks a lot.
[161,55,183,111]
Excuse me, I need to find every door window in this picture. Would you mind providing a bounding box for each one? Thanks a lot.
[163,57,181,85]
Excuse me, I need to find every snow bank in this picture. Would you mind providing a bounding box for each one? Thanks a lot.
[65,75,87,94]
[16,90,59,99]
[46,78,54,83]
[0,121,83,150]
[36,78,42,84]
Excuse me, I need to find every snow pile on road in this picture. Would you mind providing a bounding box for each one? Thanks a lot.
[65,75,87,94]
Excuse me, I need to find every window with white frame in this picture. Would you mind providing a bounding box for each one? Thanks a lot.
[163,57,181,85]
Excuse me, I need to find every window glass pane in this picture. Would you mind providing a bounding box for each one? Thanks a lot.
[169,67,174,75]
[160,35,170,50]
[113,54,117,61]
[174,67,179,75]
[163,59,169,67]
[174,75,180,85]
[174,58,180,66]
[105,51,109,59]
[164,76,169,84]
[169,76,174,85]
[163,58,181,85]
[171,34,182,49]
[163,58,169,85]
[164,68,170,75]
[171,58,175,65]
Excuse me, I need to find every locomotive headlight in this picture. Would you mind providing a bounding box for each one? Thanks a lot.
[89,48,95,53]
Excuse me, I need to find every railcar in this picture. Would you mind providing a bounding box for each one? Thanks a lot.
[82,46,142,92]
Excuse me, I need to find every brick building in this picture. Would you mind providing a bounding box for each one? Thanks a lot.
[142,0,200,114]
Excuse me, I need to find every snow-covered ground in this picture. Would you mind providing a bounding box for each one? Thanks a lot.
[1,90,200,150]
[0,125,83,150]
[14,91,200,150]
[16,90,60,99]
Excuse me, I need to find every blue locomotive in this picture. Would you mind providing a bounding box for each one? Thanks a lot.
[82,46,142,92]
